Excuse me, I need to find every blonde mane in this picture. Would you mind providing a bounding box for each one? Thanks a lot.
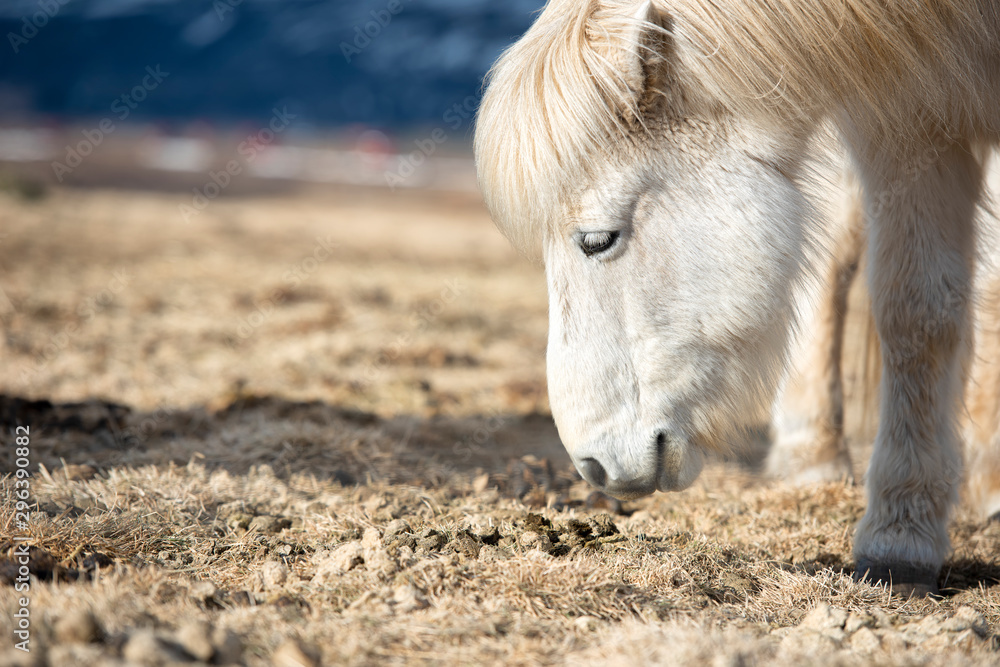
[475,0,651,254]
[475,0,995,253]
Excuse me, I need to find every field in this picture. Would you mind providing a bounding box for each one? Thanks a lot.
[1,184,999,666]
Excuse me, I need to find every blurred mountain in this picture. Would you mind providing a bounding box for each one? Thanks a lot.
[0,0,543,129]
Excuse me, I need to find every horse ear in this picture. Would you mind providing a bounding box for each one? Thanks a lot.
[621,1,661,95]
[594,1,671,104]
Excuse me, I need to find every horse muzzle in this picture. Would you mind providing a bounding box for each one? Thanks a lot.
[572,430,704,500]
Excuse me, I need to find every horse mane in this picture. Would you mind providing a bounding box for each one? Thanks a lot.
[676,0,992,134]
[475,0,651,255]
[475,0,993,254]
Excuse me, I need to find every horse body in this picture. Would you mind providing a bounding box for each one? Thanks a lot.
[475,0,1000,595]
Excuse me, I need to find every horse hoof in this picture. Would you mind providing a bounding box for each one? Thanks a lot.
[853,559,941,598]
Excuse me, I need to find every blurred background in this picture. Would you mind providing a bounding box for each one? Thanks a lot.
[0,0,544,191]
[0,0,561,429]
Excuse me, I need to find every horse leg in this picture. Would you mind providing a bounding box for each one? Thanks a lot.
[850,131,983,597]
[767,180,864,484]
[964,266,1000,520]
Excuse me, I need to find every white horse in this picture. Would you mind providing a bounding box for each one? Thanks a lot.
[475,0,1000,596]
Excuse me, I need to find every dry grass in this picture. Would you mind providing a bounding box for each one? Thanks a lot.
[0,187,999,666]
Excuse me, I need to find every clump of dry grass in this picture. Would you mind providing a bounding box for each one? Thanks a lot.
[3,408,999,665]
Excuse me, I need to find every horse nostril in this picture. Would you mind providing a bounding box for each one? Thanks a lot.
[655,431,667,466]
[579,457,607,488]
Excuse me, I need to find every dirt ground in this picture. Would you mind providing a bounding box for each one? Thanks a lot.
[1,184,999,666]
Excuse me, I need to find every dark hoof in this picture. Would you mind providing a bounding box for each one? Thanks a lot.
[854,559,940,598]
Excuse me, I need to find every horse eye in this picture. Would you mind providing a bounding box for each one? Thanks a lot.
[579,231,620,256]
